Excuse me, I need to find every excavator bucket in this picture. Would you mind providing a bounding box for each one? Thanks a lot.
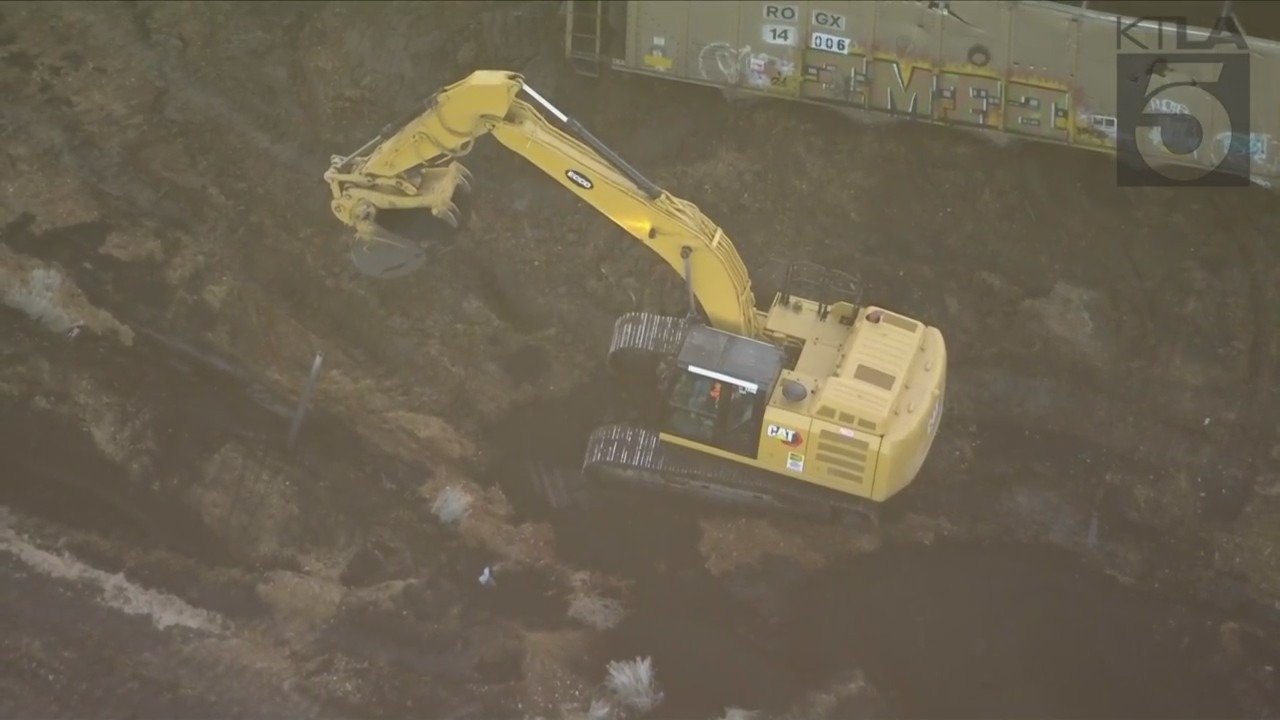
[348,176,474,279]
[350,228,428,279]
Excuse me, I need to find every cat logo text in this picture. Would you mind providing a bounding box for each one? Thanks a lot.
[766,424,803,447]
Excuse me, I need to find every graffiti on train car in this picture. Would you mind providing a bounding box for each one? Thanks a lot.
[1214,131,1277,168]
[696,44,1277,183]
[808,54,1074,142]
[697,43,800,91]
[698,47,1086,144]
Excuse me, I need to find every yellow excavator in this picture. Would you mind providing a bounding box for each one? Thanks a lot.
[324,70,947,526]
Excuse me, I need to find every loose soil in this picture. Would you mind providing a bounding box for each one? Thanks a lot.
[2,2,1279,718]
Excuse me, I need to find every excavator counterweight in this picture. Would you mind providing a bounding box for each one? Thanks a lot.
[324,70,948,526]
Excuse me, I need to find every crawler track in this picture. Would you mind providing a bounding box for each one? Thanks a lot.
[582,424,880,528]
[605,311,691,375]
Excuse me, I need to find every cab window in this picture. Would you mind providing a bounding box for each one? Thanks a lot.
[663,370,765,457]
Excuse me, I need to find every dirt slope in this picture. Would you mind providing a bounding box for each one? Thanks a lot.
[2,1,1280,718]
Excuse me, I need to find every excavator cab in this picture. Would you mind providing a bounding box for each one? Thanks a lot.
[660,325,783,459]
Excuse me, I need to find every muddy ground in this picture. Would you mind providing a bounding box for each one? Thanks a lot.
[2,1,1280,718]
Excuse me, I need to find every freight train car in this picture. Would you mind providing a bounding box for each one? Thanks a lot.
[563,0,1280,188]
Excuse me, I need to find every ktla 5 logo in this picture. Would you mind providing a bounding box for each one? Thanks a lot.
[766,424,803,447]
[1115,15,1252,187]
[1129,58,1248,175]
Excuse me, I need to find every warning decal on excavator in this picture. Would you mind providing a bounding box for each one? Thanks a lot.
[565,169,594,190]
[786,451,804,472]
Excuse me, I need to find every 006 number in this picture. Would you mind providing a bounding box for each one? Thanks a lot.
[809,31,850,54]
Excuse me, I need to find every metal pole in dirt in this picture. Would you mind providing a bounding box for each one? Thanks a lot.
[287,350,325,451]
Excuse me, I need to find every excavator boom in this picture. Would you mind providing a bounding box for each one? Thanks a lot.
[325,70,760,338]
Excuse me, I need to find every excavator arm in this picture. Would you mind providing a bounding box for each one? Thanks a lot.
[324,70,761,338]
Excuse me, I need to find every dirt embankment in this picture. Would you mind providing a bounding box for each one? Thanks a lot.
[2,1,1280,718]
[0,2,623,717]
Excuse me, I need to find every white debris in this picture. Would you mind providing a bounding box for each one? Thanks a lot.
[431,485,472,525]
[586,697,614,720]
[605,656,664,715]
[0,250,133,345]
[478,565,495,588]
[715,709,762,720]
[4,267,81,334]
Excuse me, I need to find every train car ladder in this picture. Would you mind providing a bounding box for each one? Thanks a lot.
[565,0,603,76]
